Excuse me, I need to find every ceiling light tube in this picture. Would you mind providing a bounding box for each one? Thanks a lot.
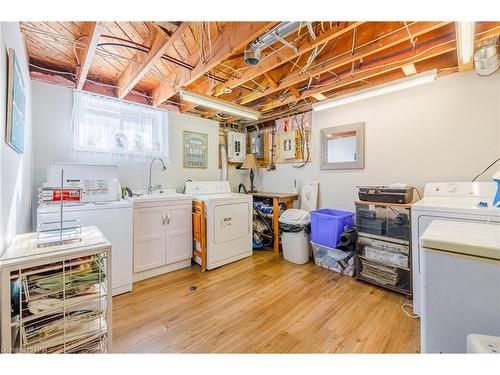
[312,69,437,111]
[456,22,476,70]
[179,89,260,120]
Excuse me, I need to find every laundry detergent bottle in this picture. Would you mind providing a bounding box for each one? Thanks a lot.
[493,170,500,207]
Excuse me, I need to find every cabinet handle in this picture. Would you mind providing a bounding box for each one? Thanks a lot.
[167,214,170,225]
[162,214,166,225]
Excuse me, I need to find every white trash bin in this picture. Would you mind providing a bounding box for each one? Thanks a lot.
[279,209,311,264]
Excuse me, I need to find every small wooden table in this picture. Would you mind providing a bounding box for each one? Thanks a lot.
[250,192,300,254]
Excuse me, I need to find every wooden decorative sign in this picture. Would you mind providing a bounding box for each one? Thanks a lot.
[183,131,207,169]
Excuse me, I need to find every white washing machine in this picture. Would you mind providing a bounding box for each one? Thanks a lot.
[37,163,133,296]
[420,220,500,353]
[184,181,252,270]
[411,182,500,316]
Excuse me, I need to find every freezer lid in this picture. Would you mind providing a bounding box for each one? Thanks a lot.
[38,199,132,213]
[46,162,120,202]
[421,220,500,260]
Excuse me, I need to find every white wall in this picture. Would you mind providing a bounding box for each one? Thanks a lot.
[29,70,500,219]
[0,22,33,251]
[240,71,500,211]
[31,81,221,226]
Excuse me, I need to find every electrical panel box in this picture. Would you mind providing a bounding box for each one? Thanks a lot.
[250,132,264,159]
[227,131,246,163]
[281,132,296,159]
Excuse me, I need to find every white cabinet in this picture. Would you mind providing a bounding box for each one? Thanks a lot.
[133,206,167,273]
[132,198,192,280]
[165,205,192,264]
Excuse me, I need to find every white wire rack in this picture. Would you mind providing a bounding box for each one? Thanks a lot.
[0,226,112,353]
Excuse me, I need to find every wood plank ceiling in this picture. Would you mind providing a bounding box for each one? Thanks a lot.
[20,21,500,124]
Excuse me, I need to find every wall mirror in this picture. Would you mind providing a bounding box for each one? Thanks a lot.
[320,122,365,170]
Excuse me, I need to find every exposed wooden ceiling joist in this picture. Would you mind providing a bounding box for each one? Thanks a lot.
[264,72,279,89]
[152,22,278,107]
[256,58,458,124]
[76,22,104,90]
[21,21,500,123]
[260,37,456,112]
[237,22,452,106]
[262,22,500,114]
[212,21,364,97]
[117,23,189,99]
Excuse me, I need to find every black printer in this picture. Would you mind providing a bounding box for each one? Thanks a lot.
[357,185,414,204]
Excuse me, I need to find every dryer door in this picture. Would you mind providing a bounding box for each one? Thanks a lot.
[213,201,251,244]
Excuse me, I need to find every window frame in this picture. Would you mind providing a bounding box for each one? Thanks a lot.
[72,90,169,160]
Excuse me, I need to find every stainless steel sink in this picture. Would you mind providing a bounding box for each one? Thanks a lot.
[126,189,190,203]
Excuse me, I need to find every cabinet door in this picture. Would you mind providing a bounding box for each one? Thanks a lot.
[165,204,192,264]
[133,207,166,272]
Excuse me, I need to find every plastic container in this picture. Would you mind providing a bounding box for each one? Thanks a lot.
[279,209,311,265]
[310,209,355,248]
[311,241,355,276]
[355,203,410,240]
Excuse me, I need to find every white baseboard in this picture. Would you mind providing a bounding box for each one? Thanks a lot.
[112,284,133,296]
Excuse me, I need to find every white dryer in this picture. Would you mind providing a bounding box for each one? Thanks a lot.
[184,181,252,270]
[411,182,500,315]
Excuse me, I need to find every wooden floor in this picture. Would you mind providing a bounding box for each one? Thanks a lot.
[112,251,420,353]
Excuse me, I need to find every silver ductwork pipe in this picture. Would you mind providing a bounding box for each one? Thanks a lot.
[474,37,499,76]
[244,22,313,65]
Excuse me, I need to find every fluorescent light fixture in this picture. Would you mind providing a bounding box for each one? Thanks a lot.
[402,63,417,76]
[456,22,476,70]
[179,89,260,120]
[312,69,437,111]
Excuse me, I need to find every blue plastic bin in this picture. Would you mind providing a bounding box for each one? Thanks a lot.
[310,209,355,248]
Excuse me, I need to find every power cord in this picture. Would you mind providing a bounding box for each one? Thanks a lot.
[409,186,422,200]
[472,157,500,182]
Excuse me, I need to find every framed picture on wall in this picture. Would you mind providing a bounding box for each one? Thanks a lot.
[183,131,207,169]
[5,48,26,154]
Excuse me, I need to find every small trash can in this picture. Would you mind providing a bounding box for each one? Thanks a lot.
[279,209,311,264]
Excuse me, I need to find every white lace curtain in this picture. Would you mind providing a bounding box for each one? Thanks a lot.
[72,91,169,161]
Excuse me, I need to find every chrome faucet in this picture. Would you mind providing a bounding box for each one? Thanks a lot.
[148,158,167,195]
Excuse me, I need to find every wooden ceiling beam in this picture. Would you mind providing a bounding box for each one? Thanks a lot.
[259,22,500,113]
[259,35,456,112]
[239,22,451,105]
[117,23,190,99]
[261,60,458,122]
[76,22,104,90]
[264,72,279,89]
[152,22,278,107]
[288,86,301,100]
[212,21,364,97]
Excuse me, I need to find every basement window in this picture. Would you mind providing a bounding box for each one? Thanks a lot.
[72,91,169,159]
